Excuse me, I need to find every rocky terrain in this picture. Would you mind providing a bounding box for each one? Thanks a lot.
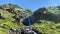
[0,4,60,34]
[0,4,32,34]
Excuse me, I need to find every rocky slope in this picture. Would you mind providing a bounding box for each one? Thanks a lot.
[0,4,32,34]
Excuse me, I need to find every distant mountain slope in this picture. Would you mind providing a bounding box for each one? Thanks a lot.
[33,6,60,23]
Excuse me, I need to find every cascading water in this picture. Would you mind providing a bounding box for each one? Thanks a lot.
[9,13,41,34]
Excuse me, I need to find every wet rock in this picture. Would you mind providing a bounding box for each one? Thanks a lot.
[9,27,42,34]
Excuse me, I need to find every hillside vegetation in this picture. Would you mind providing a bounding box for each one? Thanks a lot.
[0,4,60,34]
[33,6,60,34]
[0,4,32,34]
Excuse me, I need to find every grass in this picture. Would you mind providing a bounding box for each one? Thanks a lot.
[32,20,60,34]
[0,8,25,34]
[0,20,24,34]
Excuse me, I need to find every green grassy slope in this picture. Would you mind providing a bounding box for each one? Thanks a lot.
[0,9,21,34]
[0,4,25,34]
[33,7,60,34]
[0,4,32,34]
